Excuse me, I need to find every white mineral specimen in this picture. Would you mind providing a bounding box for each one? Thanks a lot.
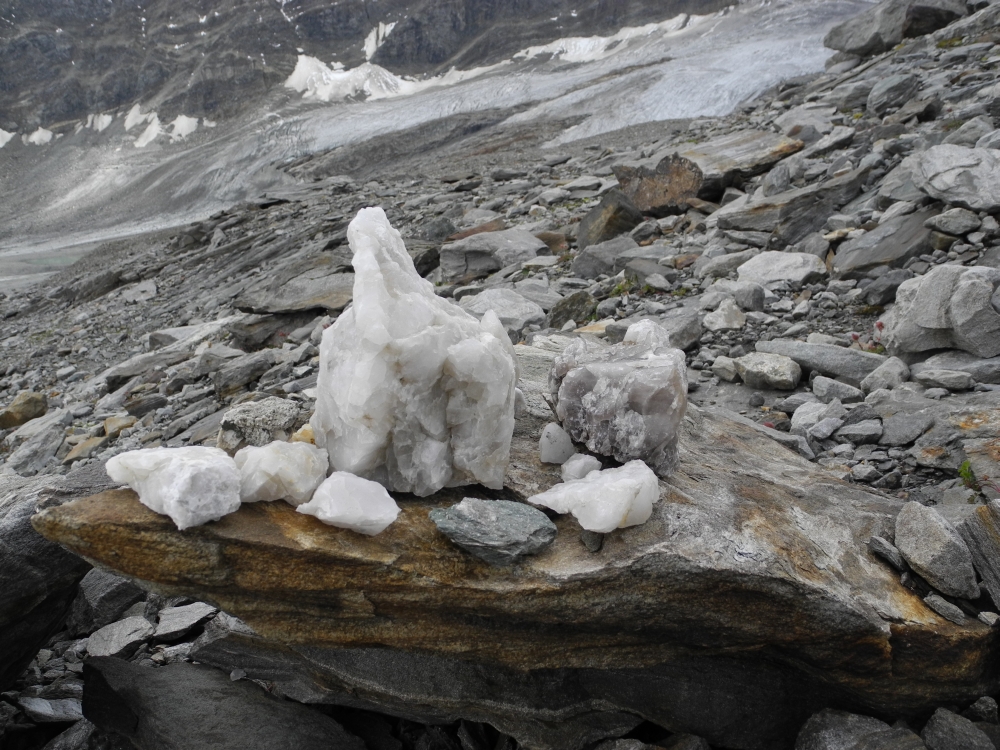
[550,319,687,478]
[233,441,329,506]
[106,447,241,530]
[528,460,660,533]
[297,471,401,535]
[311,207,518,496]
[560,453,602,481]
[539,423,575,464]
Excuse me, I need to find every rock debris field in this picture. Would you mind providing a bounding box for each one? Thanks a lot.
[8,1,1000,748]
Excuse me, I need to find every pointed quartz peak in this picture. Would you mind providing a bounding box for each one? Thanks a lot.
[311,207,518,496]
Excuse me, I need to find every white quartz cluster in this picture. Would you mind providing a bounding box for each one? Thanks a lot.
[106,447,242,531]
[297,472,401,535]
[310,207,519,496]
[234,441,329,505]
[527,460,660,533]
[550,320,687,478]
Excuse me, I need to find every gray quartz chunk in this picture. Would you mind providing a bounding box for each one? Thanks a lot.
[895,502,979,599]
[550,320,688,478]
[429,498,556,566]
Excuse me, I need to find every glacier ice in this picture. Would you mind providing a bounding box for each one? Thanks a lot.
[106,447,241,531]
[550,319,687,478]
[528,460,660,533]
[539,423,575,464]
[297,472,401,535]
[234,441,329,505]
[561,453,602,481]
[311,207,518,497]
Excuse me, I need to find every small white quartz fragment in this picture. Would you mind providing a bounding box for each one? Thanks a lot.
[560,453,602,481]
[539,423,575,464]
[297,472,401,535]
[234,441,329,505]
[311,207,518,496]
[528,460,660,533]
[106,447,241,530]
[550,319,687,478]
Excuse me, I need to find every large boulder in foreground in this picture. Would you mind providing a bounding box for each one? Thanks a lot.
[32,405,1000,750]
[0,467,108,691]
[824,0,967,58]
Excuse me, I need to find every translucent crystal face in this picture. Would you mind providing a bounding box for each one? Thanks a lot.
[310,208,519,496]
[234,441,329,505]
[297,472,401,536]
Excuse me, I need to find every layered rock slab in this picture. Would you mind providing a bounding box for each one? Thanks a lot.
[32,406,1000,750]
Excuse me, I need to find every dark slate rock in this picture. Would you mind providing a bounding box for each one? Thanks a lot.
[83,658,365,750]
[39,719,101,750]
[547,291,597,330]
[154,602,218,641]
[963,696,999,724]
[576,190,644,250]
[896,502,979,600]
[864,269,916,306]
[842,404,879,426]
[921,707,994,750]
[923,593,966,624]
[571,236,639,279]
[213,351,276,397]
[869,536,908,572]
[66,569,146,636]
[957,501,1000,609]
[429,498,557,566]
[833,210,935,280]
[878,412,934,447]
[86,616,155,659]
[1,475,93,692]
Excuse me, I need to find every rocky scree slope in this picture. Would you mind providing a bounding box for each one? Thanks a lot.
[6,0,1000,749]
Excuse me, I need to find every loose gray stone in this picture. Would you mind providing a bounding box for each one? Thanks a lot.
[67,568,146,636]
[879,412,934,447]
[880,265,1000,359]
[441,229,546,282]
[712,355,739,382]
[833,210,935,279]
[711,279,766,311]
[734,353,802,390]
[867,75,920,117]
[910,145,1000,212]
[809,418,845,441]
[776,392,820,414]
[925,207,981,236]
[861,357,910,393]
[572,236,639,279]
[737,252,828,287]
[921,707,994,750]
[913,369,976,391]
[155,602,218,641]
[851,464,882,483]
[957,501,1000,607]
[547,292,597,331]
[895,502,979,599]
[429,498,557,566]
[576,190,644,250]
[823,0,966,58]
[86,616,155,658]
[944,116,996,147]
[835,420,883,444]
[812,376,864,404]
[793,708,901,750]
[703,298,746,331]
[460,289,546,336]
[963,696,999,724]
[659,307,703,351]
[755,340,885,387]
[923,593,967,625]
[213,350,276,398]
[695,248,759,280]
[18,697,83,723]
[869,536,907,572]
[863,269,915,307]
[911,351,1000,385]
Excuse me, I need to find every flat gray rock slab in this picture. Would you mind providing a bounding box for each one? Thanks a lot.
[87,615,155,658]
[18,697,83,723]
[755,339,885,386]
[429,498,557,566]
[155,602,219,640]
[895,502,979,599]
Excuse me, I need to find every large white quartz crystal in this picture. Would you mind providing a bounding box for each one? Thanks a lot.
[527,460,660,533]
[550,319,687,478]
[106,447,241,530]
[297,472,401,535]
[311,207,518,496]
[233,441,329,505]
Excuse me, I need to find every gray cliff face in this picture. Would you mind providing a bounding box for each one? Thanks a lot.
[0,0,730,131]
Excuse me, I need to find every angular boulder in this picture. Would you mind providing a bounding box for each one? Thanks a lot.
[441,229,547,282]
[32,404,1000,750]
[878,265,1000,359]
[832,209,936,279]
[909,145,1000,212]
[755,340,886,387]
[824,0,966,58]
[677,130,804,200]
[612,154,703,217]
[576,190,644,249]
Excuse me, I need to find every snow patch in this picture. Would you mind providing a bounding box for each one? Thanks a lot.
[124,104,154,131]
[514,13,704,63]
[169,115,199,141]
[24,128,53,146]
[92,113,113,132]
[284,55,501,103]
[134,115,162,147]
[363,22,396,60]
[0,128,14,149]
